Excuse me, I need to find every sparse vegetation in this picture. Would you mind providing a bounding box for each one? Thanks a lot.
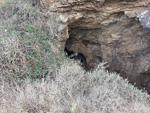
[0,0,150,113]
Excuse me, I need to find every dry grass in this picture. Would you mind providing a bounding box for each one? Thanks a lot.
[0,61,150,113]
[0,0,150,113]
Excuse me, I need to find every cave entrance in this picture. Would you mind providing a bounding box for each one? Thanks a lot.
[64,11,150,93]
[64,27,103,70]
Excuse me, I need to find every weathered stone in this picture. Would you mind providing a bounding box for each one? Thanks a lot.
[43,0,150,92]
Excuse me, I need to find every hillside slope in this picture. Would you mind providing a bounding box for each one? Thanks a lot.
[0,0,150,113]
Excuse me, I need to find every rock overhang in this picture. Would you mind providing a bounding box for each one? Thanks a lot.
[44,0,150,93]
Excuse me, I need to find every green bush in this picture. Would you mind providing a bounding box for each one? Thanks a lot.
[0,0,65,81]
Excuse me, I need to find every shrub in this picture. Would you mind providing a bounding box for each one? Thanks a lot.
[0,61,150,113]
[0,0,65,81]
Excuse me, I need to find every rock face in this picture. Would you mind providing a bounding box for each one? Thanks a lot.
[43,0,150,92]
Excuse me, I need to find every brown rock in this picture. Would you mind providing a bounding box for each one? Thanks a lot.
[43,0,150,92]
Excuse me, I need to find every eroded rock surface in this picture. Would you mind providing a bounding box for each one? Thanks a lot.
[43,0,150,92]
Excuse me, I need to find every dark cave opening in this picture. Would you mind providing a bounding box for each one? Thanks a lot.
[64,10,150,94]
[65,47,87,68]
[64,27,89,69]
